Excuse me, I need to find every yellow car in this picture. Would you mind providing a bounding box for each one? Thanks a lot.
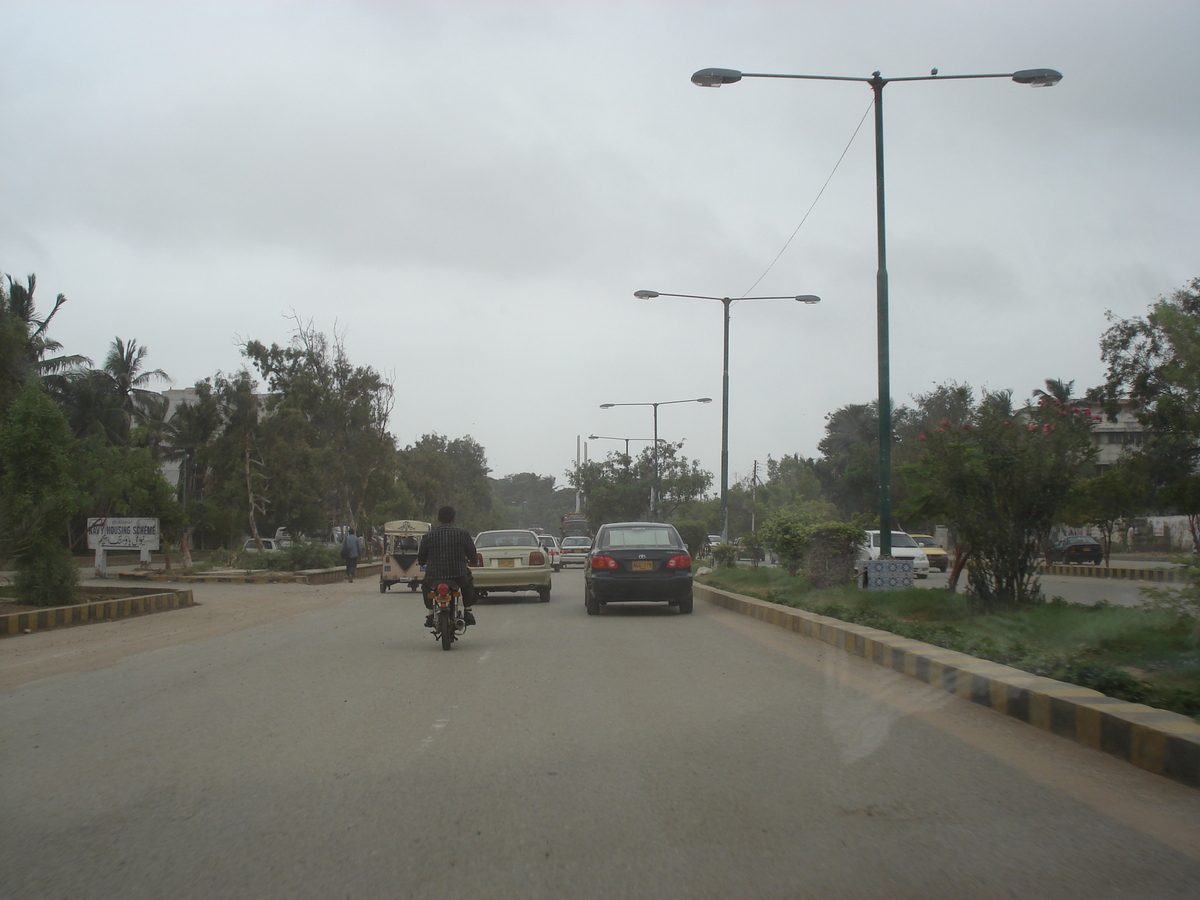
[472,530,553,602]
[909,534,949,572]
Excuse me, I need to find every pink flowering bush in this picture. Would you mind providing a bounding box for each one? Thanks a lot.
[904,389,1096,611]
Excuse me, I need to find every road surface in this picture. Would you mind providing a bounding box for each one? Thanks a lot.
[2,569,1199,898]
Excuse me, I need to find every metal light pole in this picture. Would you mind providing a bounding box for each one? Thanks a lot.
[600,398,713,516]
[691,65,1061,556]
[634,290,819,543]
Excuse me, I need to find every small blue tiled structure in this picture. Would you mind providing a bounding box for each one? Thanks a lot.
[858,558,914,591]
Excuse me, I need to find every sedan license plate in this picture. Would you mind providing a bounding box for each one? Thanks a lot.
[498,558,515,567]
[631,560,654,571]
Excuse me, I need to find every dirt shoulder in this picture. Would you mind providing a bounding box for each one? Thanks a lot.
[0,578,360,694]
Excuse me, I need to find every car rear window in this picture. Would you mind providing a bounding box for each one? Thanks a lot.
[476,531,539,549]
[599,526,681,550]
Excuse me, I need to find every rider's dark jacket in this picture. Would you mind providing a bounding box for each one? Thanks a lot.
[418,524,477,580]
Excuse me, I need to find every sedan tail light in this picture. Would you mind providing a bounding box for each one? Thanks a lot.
[666,555,692,569]
[471,553,483,567]
[529,551,546,566]
[591,555,618,569]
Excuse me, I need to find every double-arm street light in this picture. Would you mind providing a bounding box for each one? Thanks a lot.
[588,434,658,458]
[691,65,1061,556]
[600,397,713,516]
[635,290,820,544]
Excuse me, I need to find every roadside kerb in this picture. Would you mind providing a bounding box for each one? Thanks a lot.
[695,582,1200,789]
[116,562,383,585]
[1038,563,1190,583]
[1,588,194,638]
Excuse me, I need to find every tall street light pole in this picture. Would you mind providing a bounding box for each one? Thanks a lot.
[600,398,712,516]
[635,290,819,544]
[691,65,1062,557]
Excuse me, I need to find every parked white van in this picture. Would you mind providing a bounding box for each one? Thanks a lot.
[859,530,930,578]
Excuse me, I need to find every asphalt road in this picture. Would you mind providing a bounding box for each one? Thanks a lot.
[3,569,1200,899]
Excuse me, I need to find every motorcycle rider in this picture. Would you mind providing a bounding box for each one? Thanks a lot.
[417,505,478,628]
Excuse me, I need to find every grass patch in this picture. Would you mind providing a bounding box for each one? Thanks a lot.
[698,569,1200,722]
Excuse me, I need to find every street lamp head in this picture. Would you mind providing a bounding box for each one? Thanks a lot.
[633,290,659,299]
[698,397,713,403]
[795,295,821,304]
[600,404,615,409]
[1012,68,1063,87]
[588,434,599,440]
[692,67,743,88]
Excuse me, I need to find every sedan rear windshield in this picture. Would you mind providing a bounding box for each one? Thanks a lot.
[598,526,681,550]
[476,531,539,549]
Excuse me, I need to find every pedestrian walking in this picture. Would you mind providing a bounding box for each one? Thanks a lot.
[341,526,362,583]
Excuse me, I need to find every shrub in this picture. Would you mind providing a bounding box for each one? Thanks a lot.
[262,541,343,572]
[805,522,865,589]
[1062,663,1149,704]
[711,543,738,569]
[14,537,79,607]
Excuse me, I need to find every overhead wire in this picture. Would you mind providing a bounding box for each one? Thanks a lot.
[737,98,875,302]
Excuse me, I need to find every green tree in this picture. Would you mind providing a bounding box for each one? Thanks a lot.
[1,273,88,408]
[567,441,712,526]
[103,337,170,421]
[1063,465,1146,565]
[60,369,129,444]
[0,383,80,605]
[814,402,883,520]
[397,433,496,531]
[491,472,575,529]
[1097,278,1200,547]
[243,323,398,531]
[904,390,1096,611]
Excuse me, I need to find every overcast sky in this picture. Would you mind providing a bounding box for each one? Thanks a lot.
[4,0,1198,488]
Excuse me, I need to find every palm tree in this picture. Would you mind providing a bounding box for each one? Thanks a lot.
[103,337,170,419]
[1034,378,1076,405]
[1,274,89,403]
[59,369,128,445]
[2,274,89,376]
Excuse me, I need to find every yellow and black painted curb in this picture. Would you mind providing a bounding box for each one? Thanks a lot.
[1037,563,1189,583]
[117,562,383,586]
[695,582,1200,790]
[1,588,194,638]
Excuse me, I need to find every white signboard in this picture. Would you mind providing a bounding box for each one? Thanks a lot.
[87,517,161,551]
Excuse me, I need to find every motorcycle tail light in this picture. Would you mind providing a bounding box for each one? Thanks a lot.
[591,555,618,569]
[529,551,546,566]
[666,554,692,569]
[436,583,450,596]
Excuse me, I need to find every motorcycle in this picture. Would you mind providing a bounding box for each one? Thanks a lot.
[426,579,466,650]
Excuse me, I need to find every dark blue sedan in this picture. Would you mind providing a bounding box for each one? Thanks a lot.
[584,522,693,615]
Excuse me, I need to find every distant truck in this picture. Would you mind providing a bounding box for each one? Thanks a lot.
[561,512,590,539]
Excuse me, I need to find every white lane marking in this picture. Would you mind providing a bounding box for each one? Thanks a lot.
[477,648,493,665]
[416,717,451,753]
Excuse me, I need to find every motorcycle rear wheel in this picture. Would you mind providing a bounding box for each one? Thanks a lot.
[438,610,454,650]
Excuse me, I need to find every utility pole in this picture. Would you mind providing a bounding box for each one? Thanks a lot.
[750,460,759,533]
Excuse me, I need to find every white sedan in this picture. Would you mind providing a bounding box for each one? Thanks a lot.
[472,530,552,602]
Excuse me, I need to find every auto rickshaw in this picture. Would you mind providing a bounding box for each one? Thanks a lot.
[380,519,431,593]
